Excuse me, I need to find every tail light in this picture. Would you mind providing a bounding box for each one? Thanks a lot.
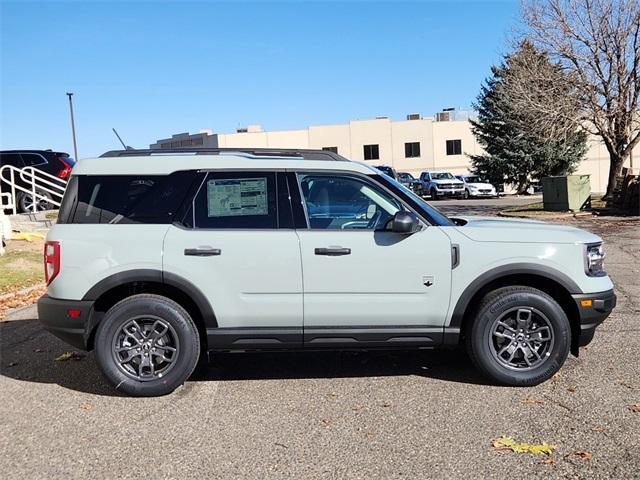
[57,156,72,179]
[44,241,60,285]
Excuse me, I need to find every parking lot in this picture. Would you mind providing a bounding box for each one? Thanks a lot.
[1,198,638,479]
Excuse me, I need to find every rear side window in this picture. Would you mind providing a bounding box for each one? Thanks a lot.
[62,171,198,224]
[0,153,25,168]
[189,171,280,229]
[21,153,47,167]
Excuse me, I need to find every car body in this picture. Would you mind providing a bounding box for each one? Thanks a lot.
[455,174,498,199]
[0,150,74,212]
[38,148,616,396]
[419,171,464,199]
[397,171,423,195]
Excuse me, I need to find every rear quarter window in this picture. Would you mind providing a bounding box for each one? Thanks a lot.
[61,171,199,224]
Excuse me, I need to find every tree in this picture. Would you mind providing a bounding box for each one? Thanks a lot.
[470,42,587,193]
[521,0,640,198]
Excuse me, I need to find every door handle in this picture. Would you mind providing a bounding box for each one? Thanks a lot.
[184,247,221,257]
[314,247,351,256]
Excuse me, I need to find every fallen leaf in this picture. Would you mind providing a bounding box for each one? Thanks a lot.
[629,404,640,413]
[33,349,44,353]
[573,451,592,460]
[541,458,555,465]
[567,386,577,393]
[520,398,545,405]
[55,351,85,362]
[79,402,92,411]
[591,426,604,432]
[492,436,556,455]
[382,402,392,408]
[274,442,288,449]
[7,361,17,367]
[352,405,363,412]
[321,418,334,425]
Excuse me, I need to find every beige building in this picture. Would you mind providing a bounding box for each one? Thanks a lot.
[151,111,631,193]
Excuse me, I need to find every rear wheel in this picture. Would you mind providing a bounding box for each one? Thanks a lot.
[18,191,52,213]
[466,286,570,386]
[94,294,201,396]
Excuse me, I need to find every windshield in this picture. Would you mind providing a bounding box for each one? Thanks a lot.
[431,172,455,180]
[374,174,454,226]
[398,172,415,182]
[465,176,486,183]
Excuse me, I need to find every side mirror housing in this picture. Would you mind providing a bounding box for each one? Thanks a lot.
[391,211,420,234]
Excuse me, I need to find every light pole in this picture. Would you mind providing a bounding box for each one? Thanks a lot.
[66,92,79,160]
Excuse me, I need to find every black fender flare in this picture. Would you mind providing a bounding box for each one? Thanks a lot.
[447,263,583,329]
[82,269,217,328]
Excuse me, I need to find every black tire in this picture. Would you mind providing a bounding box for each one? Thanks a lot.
[430,187,438,200]
[17,191,53,213]
[463,189,470,199]
[94,294,201,396]
[466,286,570,386]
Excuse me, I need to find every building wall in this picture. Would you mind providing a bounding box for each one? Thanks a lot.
[152,117,634,193]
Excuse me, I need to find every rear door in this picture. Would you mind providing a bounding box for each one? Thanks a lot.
[162,170,304,349]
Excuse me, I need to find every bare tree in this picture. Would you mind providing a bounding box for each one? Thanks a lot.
[521,0,640,198]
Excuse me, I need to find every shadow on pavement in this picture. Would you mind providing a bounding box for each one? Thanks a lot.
[0,318,490,397]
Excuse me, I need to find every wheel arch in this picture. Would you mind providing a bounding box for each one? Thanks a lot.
[82,269,216,350]
[449,264,582,355]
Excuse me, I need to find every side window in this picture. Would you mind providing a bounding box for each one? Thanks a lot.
[192,171,278,229]
[0,153,25,168]
[21,153,47,166]
[298,174,401,230]
[71,171,197,224]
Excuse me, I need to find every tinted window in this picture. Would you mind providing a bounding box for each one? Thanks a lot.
[192,172,278,229]
[70,171,197,224]
[363,144,380,160]
[446,139,462,155]
[298,173,401,230]
[0,153,25,168]
[404,142,421,158]
[21,153,47,166]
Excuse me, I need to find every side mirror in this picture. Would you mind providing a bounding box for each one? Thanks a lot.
[391,211,420,234]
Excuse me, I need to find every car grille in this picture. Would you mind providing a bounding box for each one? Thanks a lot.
[479,189,492,193]
[439,183,463,189]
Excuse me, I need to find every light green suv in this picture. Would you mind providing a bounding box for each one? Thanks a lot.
[37,148,616,396]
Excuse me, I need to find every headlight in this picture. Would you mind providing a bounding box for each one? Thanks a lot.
[468,185,478,190]
[584,243,606,277]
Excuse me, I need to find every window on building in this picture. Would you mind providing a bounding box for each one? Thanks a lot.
[322,146,338,153]
[446,139,462,155]
[192,172,278,229]
[160,143,171,149]
[404,142,421,158]
[193,137,204,146]
[363,144,380,160]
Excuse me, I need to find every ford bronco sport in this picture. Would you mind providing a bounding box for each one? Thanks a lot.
[38,148,616,396]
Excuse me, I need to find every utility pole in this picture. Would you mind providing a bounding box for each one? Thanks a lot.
[66,92,79,160]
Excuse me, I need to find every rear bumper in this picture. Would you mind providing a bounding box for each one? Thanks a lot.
[572,289,616,347]
[37,295,94,350]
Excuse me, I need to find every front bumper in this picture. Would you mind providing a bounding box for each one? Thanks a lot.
[436,189,464,197]
[37,295,95,350]
[571,289,616,347]
[469,190,496,197]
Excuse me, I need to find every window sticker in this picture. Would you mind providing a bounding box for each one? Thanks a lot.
[207,178,268,217]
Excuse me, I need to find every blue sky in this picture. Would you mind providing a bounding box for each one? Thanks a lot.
[1,0,518,158]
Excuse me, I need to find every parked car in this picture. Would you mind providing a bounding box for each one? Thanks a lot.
[373,165,398,180]
[418,171,464,199]
[0,150,74,212]
[397,171,423,195]
[38,147,615,396]
[455,174,498,199]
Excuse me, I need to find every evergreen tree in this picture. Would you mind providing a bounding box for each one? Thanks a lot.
[470,42,587,193]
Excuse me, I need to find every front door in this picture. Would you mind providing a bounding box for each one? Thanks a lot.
[293,172,452,348]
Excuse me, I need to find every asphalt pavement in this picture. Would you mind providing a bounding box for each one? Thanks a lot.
[1,198,638,479]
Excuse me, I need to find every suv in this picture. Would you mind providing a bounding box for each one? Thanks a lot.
[455,174,498,199]
[0,150,75,212]
[38,148,616,396]
[373,165,398,180]
[419,171,464,199]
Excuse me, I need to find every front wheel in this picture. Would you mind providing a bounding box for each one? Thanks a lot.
[430,188,438,200]
[463,189,470,199]
[94,294,201,396]
[466,286,570,386]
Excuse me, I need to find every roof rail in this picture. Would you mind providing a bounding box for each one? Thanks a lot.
[100,148,349,161]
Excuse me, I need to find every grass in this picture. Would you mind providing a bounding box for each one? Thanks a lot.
[0,248,43,294]
[501,196,605,217]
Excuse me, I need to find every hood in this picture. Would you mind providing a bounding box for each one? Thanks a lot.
[452,215,602,244]
[466,182,494,189]
[432,178,463,184]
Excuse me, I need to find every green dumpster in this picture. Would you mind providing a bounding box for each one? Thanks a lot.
[541,175,591,212]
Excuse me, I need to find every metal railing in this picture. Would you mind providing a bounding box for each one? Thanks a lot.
[0,165,67,215]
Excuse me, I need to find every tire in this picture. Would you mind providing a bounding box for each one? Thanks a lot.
[17,191,52,213]
[94,294,201,397]
[466,286,570,386]
[430,187,438,200]
[463,189,470,199]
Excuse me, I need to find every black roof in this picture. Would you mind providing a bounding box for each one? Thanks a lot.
[100,147,349,161]
[1,149,69,155]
